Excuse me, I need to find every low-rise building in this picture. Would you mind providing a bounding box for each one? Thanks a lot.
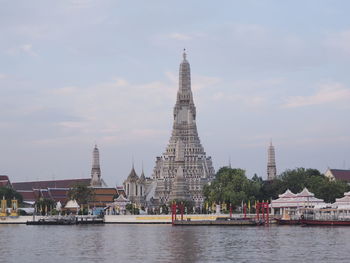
[12,178,91,206]
[271,188,325,215]
[325,168,350,183]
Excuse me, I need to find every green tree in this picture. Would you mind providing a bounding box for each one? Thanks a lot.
[68,184,94,207]
[126,203,139,215]
[259,179,285,201]
[279,168,321,193]
[203,167,258,206]
[203,166,350,207]
[315,180,349,203]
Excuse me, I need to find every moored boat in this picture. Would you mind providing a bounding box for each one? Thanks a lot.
[27,216,76,225]
[173,217,262,226]
[275,218,301,225]
[301,219,350,226]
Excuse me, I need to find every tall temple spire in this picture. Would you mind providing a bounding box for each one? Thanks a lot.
[91,144,102,187]
[178,49,191,93]
[153,51,215,207]
[267,141,277,180]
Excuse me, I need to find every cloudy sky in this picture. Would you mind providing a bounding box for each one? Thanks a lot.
[1,0,350,185]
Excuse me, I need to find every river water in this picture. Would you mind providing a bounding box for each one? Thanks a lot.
[0,224,349,263]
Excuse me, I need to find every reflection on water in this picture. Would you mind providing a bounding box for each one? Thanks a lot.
[0,224,350,263]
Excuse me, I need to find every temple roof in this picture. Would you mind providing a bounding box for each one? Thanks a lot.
[139,171,146,182]
[297,188,314,197]
[278,189,296,198]
[12,178,91,191]
[127,166,139,182]
[272,188,324,208]
[328,169,350,182]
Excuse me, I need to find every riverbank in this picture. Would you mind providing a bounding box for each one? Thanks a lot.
[0,214,277,225]
[0,214,257,224]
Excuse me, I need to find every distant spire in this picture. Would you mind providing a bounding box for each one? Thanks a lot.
[92,145,100,169]
[91,144,102,187]
[228,156,232,168]
[140,161,145,180]
[183,48,187,60]
[267,141,277,180]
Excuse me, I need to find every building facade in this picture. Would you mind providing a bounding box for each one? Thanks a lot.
[123,166,147,208]
[152,51,215,207]
[325,168,350,183]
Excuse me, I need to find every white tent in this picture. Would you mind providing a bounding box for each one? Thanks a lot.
[65,200,80,209]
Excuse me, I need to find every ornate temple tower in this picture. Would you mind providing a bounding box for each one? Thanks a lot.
[152,51,215,207]
[91,144,102,187]
[123,165,146,207]
[267,141,277,180]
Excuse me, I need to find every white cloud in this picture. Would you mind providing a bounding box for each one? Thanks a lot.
[212,92,266,108]
[283,82,350,108]
[51,86,79,95]
[34,75,177,146]
[6,44,37,56]
[192,75,221,91]
[325,30,350,55]
[209,77,284,108]
[131,128,168,138]
[233,24,267,36]
[168,33,192,41]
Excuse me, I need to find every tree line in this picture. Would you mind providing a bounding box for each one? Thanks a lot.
[203,167,350,206]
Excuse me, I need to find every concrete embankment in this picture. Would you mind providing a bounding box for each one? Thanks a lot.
[105,214,220,224]
[0,216,33,224]
[1,214,271,225]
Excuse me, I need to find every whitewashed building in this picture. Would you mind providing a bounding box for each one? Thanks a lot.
[271,188,325,215]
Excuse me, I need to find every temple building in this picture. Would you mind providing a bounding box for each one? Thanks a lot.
[13,145,109,207]
[325,168,350,183]
[267,141,277,180]
[152,51,215,208]
[123,165,147,208]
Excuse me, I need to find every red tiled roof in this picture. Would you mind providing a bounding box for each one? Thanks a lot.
[0,175,9,181]
[17,191,38,202]
[330,169,350,182]
[12,178,91,191]
[48,189,69,203]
